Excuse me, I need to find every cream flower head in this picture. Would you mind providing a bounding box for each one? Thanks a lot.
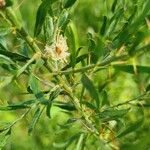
[0,0,6,8]
[45,34,70,61]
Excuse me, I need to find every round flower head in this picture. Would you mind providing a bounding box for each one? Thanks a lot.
[0,0,6,8]
[45,35,69,62]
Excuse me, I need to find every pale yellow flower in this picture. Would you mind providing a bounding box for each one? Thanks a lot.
[45,35,69,61]
[0,0,5,8]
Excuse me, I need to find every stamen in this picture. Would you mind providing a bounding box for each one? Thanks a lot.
[55,46,62,55]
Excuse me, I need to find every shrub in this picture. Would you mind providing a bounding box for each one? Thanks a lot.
[0,0,150,149]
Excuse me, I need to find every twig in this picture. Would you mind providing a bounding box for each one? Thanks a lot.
[1,108,31,132]
[109,92,147,109]
[51,55,129,75]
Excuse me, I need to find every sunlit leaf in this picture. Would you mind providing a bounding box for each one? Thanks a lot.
[76,133,85,150]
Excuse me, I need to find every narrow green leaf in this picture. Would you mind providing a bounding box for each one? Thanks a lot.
[101,90,109,106]
[0,50,29,62]
[0,105,30,111]
[0,42,7,51]
[66,118,78,124]
[0,64,17,73]
[49,88,61,101]
[0,100,35,111]
[53,133,80,148]
[0,54,14,64]
[113,65,150,74]
[62,54,88,70]
[128,31,145,55]
[82,101,96,110]
[29,74,39,94]
[0,27,11,36]
[46,88,61,118]
[0,76,13,89]
[66,22,79,68]
[100,16,107,36]
[53,141,69,148]
[99,108,130,121]
[105,8,123,38]
[34,0,51,37]
[146,84,150,92]
[0,122,11,133]
[58,10,69,28]
[16,62,31,77]
[132,0,150,29]
[81,74,100,108]
[29,75,46,103]
[58,118,78,128]
[44,16,54,44]
[0,129,11,149]
[28,107,42,134]
[113,5,137,48]
[46,103,52,118]
[87,33,98,64]
[95,36,105,57]
[76,133,85,150]
[87,33,96,51]
[21,100,36,105]
[117,118,144,138]
[64,0,77,8]
[111,0,118,13]
[54,101,76,111]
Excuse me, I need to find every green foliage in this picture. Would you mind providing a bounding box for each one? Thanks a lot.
[5,0,13,7]
[113,65,150,74]
[28,107,42,134]
[0,0,150,149]
[81,74,100,108]
[34,0,52,37]
[64,0,77,9]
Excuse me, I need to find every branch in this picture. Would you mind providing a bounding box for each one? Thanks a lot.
[2,8,41,53]
[52,54,129,75]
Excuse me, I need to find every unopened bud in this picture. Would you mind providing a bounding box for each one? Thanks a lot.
[0,0,6,8]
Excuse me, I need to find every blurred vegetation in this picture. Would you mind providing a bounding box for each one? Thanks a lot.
[0,0,150,149]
